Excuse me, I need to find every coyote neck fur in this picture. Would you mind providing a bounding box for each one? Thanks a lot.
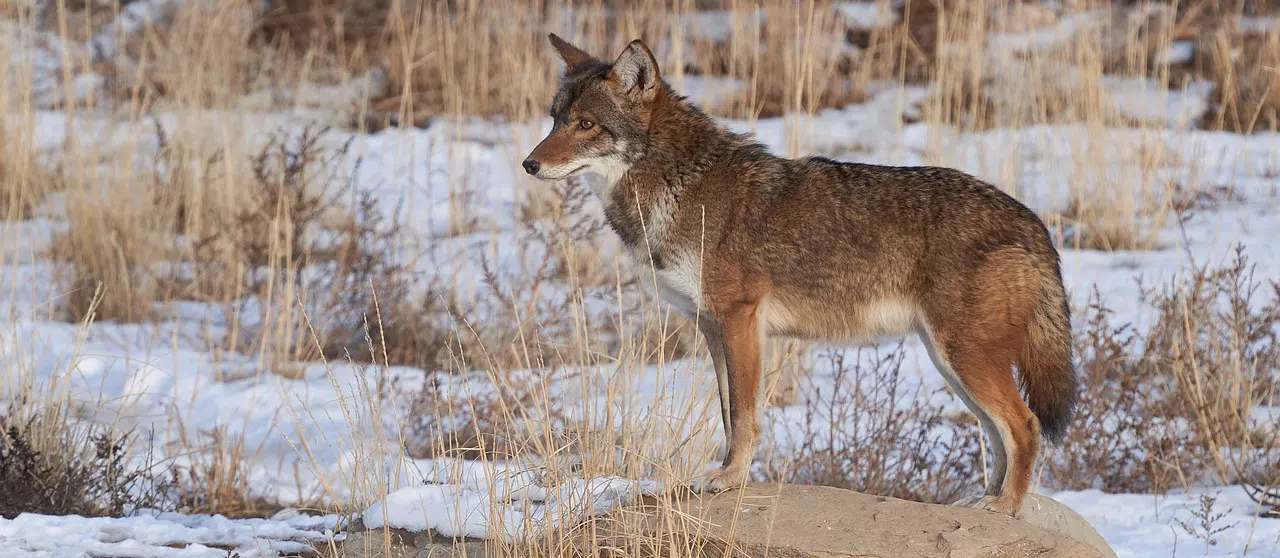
[603,85,745,268]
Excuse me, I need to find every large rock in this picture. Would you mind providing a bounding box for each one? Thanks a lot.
[605,483,1110,558]
[329,483,1116,558]
[1017,493,1118,558]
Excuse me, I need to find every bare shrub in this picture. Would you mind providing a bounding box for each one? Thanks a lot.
[1240,454,1280,513]
[46,120,452,374]
[1045,289,1201,493]
[1143,245,1279,481]
[450,174,700,372]
[762,339,811,407]
[757,345,984,505]
[0,414,165,519]
[397,181,693,460]
[553,237,619,291]
[358,291,454,372]
[180,127,350,276]
[1047,246,1280,493]
[163,126,446,372]
[1177,492,1237,553]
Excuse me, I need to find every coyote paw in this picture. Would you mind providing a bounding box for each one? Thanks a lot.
[952,495,1020,517]
[689,466,748,494]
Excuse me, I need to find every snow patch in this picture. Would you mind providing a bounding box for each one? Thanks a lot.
[0,509,343,558]
[361,463,660,542]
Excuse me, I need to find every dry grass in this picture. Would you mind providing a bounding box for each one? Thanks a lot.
[179,0,892,124]
[0,140,58,221]
[168,425,281,518]
[1199,27,1280,133]
[52,180,168,322]
[1143,246,1280,490]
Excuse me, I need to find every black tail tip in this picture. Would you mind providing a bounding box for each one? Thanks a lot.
[1041,419,1069,445]
[1036,398,1075,445]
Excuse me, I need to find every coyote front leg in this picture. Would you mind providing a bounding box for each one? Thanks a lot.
[699,319,733,447]
[694,301,762,493]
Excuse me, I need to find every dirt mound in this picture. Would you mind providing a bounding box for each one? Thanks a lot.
[612,483,1111,558]
[335,483,1116,557]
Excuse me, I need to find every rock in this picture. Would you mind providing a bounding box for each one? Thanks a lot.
[599,483,1108,558]
[1018,494,1118,558]
[331,484,1116,558]
[332,528,487,558]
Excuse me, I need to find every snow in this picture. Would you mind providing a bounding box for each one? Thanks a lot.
[834,1,898,28]
[1239,16,1280,34]
[3,485,1273,556]
[1155,41,1197,66]
[0,509,344,558]
[361,462,659,541]
[1052,487,1280,557]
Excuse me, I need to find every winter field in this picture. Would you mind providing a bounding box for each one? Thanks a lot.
[1,0,1279,556]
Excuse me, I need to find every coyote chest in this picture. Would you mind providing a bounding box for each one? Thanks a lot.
[656,257,704,316]
[630,247,703,316]
[607,181,704,315]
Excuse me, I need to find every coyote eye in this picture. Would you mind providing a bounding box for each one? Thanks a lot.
[578,119,595,130]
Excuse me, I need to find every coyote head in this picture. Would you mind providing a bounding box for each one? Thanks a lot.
[522,34,661,190]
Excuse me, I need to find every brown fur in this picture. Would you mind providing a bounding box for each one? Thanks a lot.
[524,34,1078,516]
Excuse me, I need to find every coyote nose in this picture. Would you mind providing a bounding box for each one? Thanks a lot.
[522,159,540,175]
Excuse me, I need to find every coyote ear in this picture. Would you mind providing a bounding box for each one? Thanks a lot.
[549,33,595,70]
[608,39,660,101]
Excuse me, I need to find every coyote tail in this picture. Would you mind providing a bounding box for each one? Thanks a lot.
[1017,265,1077,443]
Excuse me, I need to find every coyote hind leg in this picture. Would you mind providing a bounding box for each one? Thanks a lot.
[920,329,1009,497]
[923,252,1043,516]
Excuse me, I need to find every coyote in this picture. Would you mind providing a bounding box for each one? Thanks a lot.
[522,34,1077,516]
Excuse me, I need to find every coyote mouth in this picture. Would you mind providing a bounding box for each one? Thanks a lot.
[540,165,588,181]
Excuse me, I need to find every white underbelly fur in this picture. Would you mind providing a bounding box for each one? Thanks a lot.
[762,295,918,343]
[646,253,703,317]
[636,250,916,343]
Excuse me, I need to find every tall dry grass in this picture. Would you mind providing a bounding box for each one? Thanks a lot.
[1,0,1278,554]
